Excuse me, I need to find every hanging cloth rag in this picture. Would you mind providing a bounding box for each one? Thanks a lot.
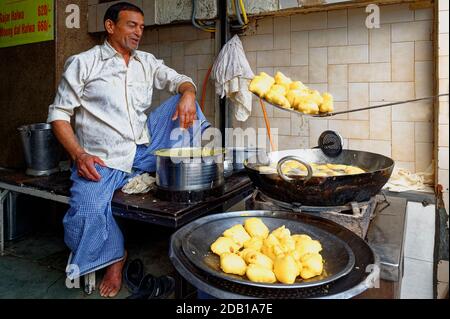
[211,34,254,121]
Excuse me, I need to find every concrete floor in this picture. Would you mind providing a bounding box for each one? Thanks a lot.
[0,218,176,299]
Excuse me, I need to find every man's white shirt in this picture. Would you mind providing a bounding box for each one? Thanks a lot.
[48,40,195,173]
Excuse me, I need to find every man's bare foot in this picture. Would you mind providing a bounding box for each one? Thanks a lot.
[99,251,127,298]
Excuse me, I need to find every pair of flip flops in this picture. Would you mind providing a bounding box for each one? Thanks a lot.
[124,259,175,299]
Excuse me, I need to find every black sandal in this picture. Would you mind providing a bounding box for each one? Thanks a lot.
[126,274,159,299]
[152,275,175,299]
[123,259,144,294]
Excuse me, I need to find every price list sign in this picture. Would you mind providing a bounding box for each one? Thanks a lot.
[0,0,54,48]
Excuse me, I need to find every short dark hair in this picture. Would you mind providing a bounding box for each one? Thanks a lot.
[103,2,144,25]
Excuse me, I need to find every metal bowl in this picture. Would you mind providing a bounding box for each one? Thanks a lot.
[155,147,225,192]
[181,211,355,289]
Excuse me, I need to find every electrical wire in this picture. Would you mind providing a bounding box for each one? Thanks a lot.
[191,0,216,32]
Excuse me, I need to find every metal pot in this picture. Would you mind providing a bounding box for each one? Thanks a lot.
[244,149,394,206]
[17,123,62,176]
[155,147,225,191]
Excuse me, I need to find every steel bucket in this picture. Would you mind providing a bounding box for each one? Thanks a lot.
[17,123,62,176]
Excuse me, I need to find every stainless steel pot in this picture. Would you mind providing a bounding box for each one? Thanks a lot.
[155,148,225,191]
[17,123,62,176]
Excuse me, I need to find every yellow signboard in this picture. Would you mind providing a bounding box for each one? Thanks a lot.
[0,0,54,48]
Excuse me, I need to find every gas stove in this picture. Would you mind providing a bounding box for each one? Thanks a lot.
[246,190,388,238]
[169,188,406,299]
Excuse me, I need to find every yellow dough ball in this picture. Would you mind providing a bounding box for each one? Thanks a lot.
[273,255,299,284]
[244,218,270,239]
[295,238,323,259]
[220,253,247,276]
[210,236,241,256]
[246,264,277,283]
[243,237,264,251]
[223,224,251,247]
[243,251,274,270]
[300,253,323,279]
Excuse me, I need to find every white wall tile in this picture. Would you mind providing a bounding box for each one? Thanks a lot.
[241,34,274,51]
[439,124,449,147]
[348,63,391,82]
[415,61,434,98]
[291,113,309,136]
[309,28,347,47]
[439,55,449,79]
[348,139,392,157]
[291,12,328,31]
[348,26,369,45]
[328,64,347,83]
[439,101,449,124]
[439,147,449,169]
[439,0,449,11]
[309,47,328,83]
[277,66,308,82]
[329,101,348,120]
[370,107,391,140]
[348,7,366,27]
[439,33,449,57]
[392,21,433,42]
[392,122,415,161]
[415,142,433,172]
[328,120,369,139]
[328,84,348,102]
[439,10,449,34]
[415,41,433,61]
[256,17,273,35]
[184,39,213,55]
[349,83,369,120]
[380,4,414,24]
[415,8,433,21]
[291,31,309,66]
[415,122,434,143]
[370,83,415,101]
[391,100,433,122]
[392,42,415,81]
[328,45,369,64]
[274,16,291,50]
[308,118,329,146]
[369,25,391,62]
[257,50,290,67]
[328,9,347,28]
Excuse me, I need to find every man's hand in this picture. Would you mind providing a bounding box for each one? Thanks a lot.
[173,83,197,129]
[75,152,106,182]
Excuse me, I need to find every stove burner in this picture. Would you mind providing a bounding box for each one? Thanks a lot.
[154,185,224,203]
[247,190,380,238]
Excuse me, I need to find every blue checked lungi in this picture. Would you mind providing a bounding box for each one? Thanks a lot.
[64,95,210,279]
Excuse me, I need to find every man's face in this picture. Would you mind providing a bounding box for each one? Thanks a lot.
[106,10,144,51]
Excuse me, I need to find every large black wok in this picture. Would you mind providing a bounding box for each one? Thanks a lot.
[244,149,394,206]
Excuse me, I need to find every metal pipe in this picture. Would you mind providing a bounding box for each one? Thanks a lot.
[218,0,230,148]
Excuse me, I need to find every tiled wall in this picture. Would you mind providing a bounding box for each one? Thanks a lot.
[436,0,449,298]
[137,25,217,125]
[436,0,449,213]
[235,3,435,173]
